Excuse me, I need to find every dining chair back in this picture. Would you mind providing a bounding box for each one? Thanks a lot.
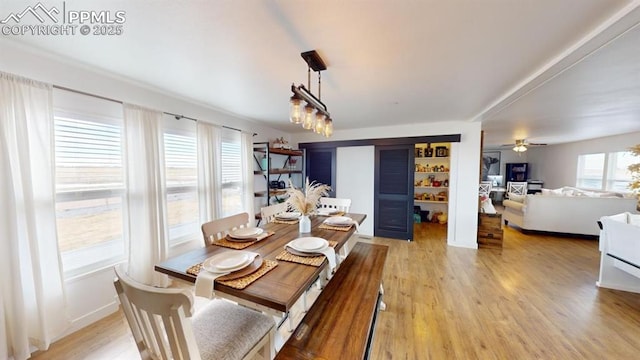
[201,212,250,246]
[506,181,528,196]
[318,197,352,213]
[260,202,289,224]
[479,181,492,197]
[113,264,275,360]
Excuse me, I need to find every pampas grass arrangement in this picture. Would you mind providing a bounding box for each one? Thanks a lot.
[285,178,331,215]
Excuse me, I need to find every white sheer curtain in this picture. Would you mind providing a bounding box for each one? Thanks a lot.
[241,131,255,224]
[0,72,69,359]
[123,104,169,286]
[197,121,222,226]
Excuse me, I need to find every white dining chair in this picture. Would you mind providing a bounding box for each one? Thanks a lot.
[506,181,527,197]
[260,202,289,224]
[318,197,352,213]
[113,264,275,360]
[479,181,492,197]
[201,212,250,246]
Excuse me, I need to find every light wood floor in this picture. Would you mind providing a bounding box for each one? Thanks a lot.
[31,223,640,359]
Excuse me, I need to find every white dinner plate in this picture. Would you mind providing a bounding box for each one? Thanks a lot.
[289,237,329,252]
[203,251,255,273]
[317,208,340,216]
[229,227,264,239]
[324,216,353,226]
[276,212,301,220]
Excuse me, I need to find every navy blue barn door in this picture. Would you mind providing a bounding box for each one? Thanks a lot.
[306,148,336,197]
[374,145,414,240]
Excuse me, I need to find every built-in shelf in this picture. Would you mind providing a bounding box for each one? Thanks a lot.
[254,147,304,157]
[415,156,449,160]
[415,186,448,189]
[414,200,448,204]
[415,171,449,174]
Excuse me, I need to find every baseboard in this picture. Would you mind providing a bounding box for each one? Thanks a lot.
[58,300,120,340]
[596,281,640,294]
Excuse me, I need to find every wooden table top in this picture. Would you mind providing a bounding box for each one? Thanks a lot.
[155,213,366,313]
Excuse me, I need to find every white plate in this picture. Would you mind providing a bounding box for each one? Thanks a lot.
[324,216,353,226]
[229,227,264,239]
[317,208,340,216]
[276,212,301,220]
[203,251,255,273]
[289,237,329,252]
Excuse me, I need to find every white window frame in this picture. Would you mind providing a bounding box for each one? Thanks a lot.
[163,119,199,246]
[220,128,245,217]
[54,110,128,278]
[576,151,638,192]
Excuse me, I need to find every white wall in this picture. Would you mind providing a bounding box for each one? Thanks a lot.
[0,39,288,339]
[526,131,640,189]
[336,146,375,236]
[293,120,483,249]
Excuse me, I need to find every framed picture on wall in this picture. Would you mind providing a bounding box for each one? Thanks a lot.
[481,151,501,179]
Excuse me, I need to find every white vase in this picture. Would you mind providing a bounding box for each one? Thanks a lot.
[299,214,311,233]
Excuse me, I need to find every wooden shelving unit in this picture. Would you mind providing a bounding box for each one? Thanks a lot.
[253,142,305,220]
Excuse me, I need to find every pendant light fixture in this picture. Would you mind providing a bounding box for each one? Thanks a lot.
[289,50,333,137]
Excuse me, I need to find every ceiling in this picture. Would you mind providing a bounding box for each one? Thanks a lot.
[2,0,640,148]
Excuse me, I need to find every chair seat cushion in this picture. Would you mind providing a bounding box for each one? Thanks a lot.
[192,299,273,360]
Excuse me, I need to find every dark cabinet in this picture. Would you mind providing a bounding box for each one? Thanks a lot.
[506,162,528,182]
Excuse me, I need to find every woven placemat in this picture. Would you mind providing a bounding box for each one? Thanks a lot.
[213,231,274,250]
[187,262,203,276]
[317,211,345,217]
[218,260,278,289]
[273,218,299,225]
[318,223,353,232]
[276,240,337,267]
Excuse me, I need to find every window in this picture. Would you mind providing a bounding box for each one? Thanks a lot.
[576,151,638,191]
[607,151,637,191]
[54,112,126,277]
[576,153,605,189]
[163,120,199,244]
[220,128,244,217]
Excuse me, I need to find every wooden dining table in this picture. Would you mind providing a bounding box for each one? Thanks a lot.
[154,213,366,317]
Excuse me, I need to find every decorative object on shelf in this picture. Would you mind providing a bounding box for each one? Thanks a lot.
[435,146,448,157]
[289,50,333,137]
[437,212,448,224]
[272,137,292,150]
[260,154,268,170]
[288,157,298,170]
[426,144,433,157]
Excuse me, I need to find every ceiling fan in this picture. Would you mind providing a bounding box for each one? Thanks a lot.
[501,139,547,152]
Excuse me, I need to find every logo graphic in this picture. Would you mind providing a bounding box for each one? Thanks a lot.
[1,2,59,24]
[1,2,126,36]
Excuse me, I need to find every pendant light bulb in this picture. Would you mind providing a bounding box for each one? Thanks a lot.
[289,95,302,124]
[324,118,333,137]
[314,111,326,134]
[302,103,314,130]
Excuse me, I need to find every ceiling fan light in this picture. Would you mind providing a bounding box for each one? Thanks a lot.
[513,144,527,152]
[302,103,314,130]
[289,95,302,124]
